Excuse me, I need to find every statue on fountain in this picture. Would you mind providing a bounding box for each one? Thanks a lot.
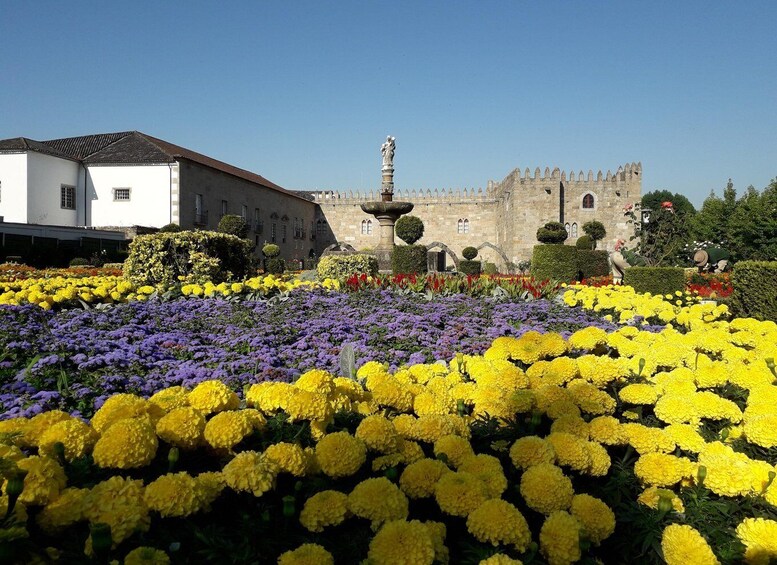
[381,136,395,169]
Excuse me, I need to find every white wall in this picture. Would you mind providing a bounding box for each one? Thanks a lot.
[0,153,28,222]
[26,152,81,226]
[88,164,172,228]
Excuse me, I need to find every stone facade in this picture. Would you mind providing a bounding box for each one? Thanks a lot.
[307,163,641,270]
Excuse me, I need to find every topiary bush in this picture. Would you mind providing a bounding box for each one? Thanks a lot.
[530,244,578,282]
[623,267,686,295]
[483,262,497,275]
[265,258,286,275]
[317,254,379,280]
[262,243,281,258]
[731,261,777,321]
[217,215,249,239]
[69,257,89,267]
[459,259,481,275]
[582,221,606,247]
[391,245,428,274]
[577,250,610,279]
[395,215,425,245]
[575,235,594,250]
[536,222,568,244]
[124,231,252,287]
[158,223,182,233]
[462,247,478,260]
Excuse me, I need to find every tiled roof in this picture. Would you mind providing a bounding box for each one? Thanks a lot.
[0,137,77,160]
[43,132,133,160]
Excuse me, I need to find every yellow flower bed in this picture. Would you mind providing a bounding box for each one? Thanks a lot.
[3,318,777,562]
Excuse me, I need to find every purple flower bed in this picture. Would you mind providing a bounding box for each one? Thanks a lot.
[0,289,618,418]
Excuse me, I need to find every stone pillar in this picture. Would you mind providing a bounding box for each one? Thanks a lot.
[381,166,394,202]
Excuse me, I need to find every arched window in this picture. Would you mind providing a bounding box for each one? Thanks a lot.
[571,223,578,238]
[361,219,372,235]
[582,194,595,209]
[458,219,470,234]
[564,222,570,235]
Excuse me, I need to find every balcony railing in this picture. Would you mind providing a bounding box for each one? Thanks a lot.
[194,210,208,226]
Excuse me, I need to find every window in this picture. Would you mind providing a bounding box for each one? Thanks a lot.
[582,194,594,209]
[254,208,263,233]
[571,223,578,238]
[311,221,316,240]
[61,185,76,209]
[361,219,372,235]
[564,222,570,235]
[457,218,469,234]
[271,223,277,243]
[241,205,247,219]
[113,187,131,201]
[282,225,287,243]
[221,200,228,217]
[194,194,207,225]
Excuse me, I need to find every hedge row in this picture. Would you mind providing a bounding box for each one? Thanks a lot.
[731,261,777,321]
[317,254,379,280]
[623,267,686,295]
[530,245,610,283]
[391,245,428,274]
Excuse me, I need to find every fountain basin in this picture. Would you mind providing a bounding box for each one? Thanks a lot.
[360,201,414,216]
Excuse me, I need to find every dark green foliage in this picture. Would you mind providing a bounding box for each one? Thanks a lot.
[391,244,428,274]
[262,244,281,258]
[217,214,249,239]
[624,267,685,295]
[69,257,89,267]
[577,250,610,279]
[158,223,182,233]
[462,246,478,260]
[458,259,481,275]
[482,262,497,275]
[575,235,594,250]
[265,258,286,275]
[536,221,568,244]
[530,244,578,282]
[582,220,606,245]
[641,190,697,216]
[395,215,424,245]
[731,261,777,321]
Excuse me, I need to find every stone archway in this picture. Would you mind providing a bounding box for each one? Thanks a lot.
[425,241,459,271]
[322,242,357,255]
[475,242,513,274]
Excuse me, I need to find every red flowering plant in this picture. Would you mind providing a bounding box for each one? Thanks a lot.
[685,271,733,298]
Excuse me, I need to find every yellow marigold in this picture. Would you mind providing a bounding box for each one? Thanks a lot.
[634,452,695,487]
[661,524,720,565]
[661,423,704,453]
[299,490,349,532]
[148,386,189,413]
[194,471,225,510]
[144,472,204,517]
[568,327,608,351]
[83,476,150,544]
[17,456,67,505]
[584,441,612,477]
[393,414,418,438]
[567,381,616,416]
[0,444,24,462]
[368,520,435,565]
[587,416,624,445]
[295,369,336,396]
[245,382,293,412]
[23,410,73,447]
[546,432,590,473]
[539,511,582,565]
[400,458,451,499]
[509,332,548,364]
[736,517,777,565]
[744,414,777,449]
[203,410,253,450]
[0,418,30,446]
[397,438,425,464]
[692,391,743,422]
[222,451,277,497]
[91,394,153,434]
[550,415,590,439]
[155,406,205,450]
[479,555,523,565]
[569,494,615,544]
[520,463,574,515]
[458,454,507,498]
[355,415,400,453]
[187,380,239,414]
[509,436,556,470]
[473,384,529,421]
[278,543,334,565]
[618,383,659,405]
[697,441,756,497]
[370,375,414,412]
[637,487,684,512]
[124,547,170,565]
[433,434,474,468]
[285,389,333,422]
[413,415,469,443]
[577,354,629,387]
[315,431,367,478]
[357,360,391,380]
[36,487,87,533]
[348,477,409,530]
[93,417,158,469]
[264,442,308,476]
[621,423,675,454]
[372,453,403,472]
[424,520,448,564]
[434,471,489,517]
[37,418,97,461]
[469,358,529,390]
[466,498,531,551]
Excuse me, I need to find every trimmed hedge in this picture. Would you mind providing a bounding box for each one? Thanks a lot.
[483,262,497,275]
[577,250,610,279]
[124,231,252,287]
[575,235,594,250]
[217,214,249,239]
[395,215,425,245]
[391,245,428,274]
[459,260,482,276]
[530,244,578,283]
[731,261,777,321]
[462,247,478,260]
[317,254,379,280]
[265,258,286,275]
[536,222,568,244]
[623,267,685,295]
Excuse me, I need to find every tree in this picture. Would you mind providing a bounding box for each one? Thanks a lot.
[641,190,696,217]
[395,215,424,245]
[582,221,606,248]
[728,181,777,260]
[690,179,737,246]
[624,203,691,266]
[217,214,249,239]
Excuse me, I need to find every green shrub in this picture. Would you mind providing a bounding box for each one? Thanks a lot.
[158,223,182,233]
[575,235,594,250]
[262,244,281,258]
[624,267,686,295]
[217,215,249,239]
[395,215,425,245]
[69,257,89,267]
[530,244,578,282]
[317,254,379,280]
[459,260,481,276]
[577,250,610,279]
[124,231,252,287]
[536,222,568,244]
[731,261,777,321]
[582,221,606,245]
[391,245,428,274]
[265,258,286,275]
[462,247,478,260]
[483,262,497,275]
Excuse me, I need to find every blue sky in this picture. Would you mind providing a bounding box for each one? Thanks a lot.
[2,1,775,206]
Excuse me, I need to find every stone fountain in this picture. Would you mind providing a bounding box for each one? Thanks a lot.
[361,136,414,271]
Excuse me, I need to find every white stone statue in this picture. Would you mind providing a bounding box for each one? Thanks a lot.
[381,136,395,168]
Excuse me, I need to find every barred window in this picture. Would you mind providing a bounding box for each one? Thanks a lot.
[457,218,469,234]
[61,185,75,209]
[113,188,131,201]
[361,219,372,235]
[271,223,277,243]
[571,223,578,238]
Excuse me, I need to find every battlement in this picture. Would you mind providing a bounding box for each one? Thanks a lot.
[311,187,495,204]
[492,162,642,193]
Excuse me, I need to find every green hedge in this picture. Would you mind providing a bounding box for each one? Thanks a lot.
[483,262,497,275]
[391,245,428,275]
[624,267,685,295]
[731,261,777,321]
[459,260,482,276]
[265,258,286,275]
[317,254,378,280]
[530,244,578,283]
[577,250,610,279]
[124,231,252,287]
